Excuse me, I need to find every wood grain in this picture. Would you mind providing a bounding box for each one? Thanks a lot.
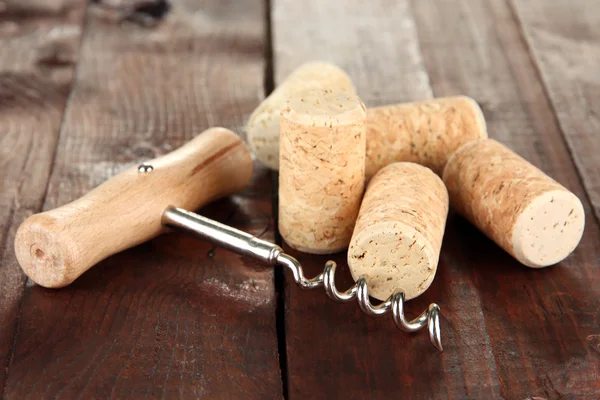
[411,0,600,397]
[5,0,282,398]
[0,0,86,394]
[510,0,600,222]
[274,0,600,398]
[272,0,433,106]
[3,0,600,397]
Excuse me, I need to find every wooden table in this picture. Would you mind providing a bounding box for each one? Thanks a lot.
[1,0,599,398]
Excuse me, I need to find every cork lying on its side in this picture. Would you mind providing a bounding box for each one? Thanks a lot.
[247,62,356,169]
[443,139,585,268]
[348,163,449,301]
[366,96,487,180]
[279,88,366,254]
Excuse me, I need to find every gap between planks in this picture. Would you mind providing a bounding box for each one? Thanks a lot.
[263,0,290,397]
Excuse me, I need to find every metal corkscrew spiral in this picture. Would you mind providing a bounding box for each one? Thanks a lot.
[277,254,442,351]
[162,207,443,351]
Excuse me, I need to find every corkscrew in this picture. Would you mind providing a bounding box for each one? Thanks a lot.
[163,207,443,351]
[14,128,441,351]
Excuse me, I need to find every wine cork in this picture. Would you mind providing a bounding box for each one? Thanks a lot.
[247,62,356,169]
[279,88,366,254]
[348,163,449,301]
[443,139,585,268]
[366,96,487,180]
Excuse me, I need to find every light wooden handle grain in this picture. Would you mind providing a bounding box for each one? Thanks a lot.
[14,127,253,288]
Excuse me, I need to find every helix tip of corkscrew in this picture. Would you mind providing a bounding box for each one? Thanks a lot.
[275,253,443,352]
[427,303,443,351]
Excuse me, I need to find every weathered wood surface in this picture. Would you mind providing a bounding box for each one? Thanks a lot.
[3,0,282,398]
[412,1,600,397]
[0,0,86,394]
[273,0,600,398]
[510,0,600,222]
[273,0,432,106]
[2,0,600,398]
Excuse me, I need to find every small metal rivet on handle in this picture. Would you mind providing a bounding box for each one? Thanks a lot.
[138,164,153,173]
[162,206,443,351]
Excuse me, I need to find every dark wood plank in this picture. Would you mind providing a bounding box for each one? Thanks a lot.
[5,1,282,398]
[410,0,600,393]
[274,0,600,398]
[510,0,600,222]
[0,0,86,394]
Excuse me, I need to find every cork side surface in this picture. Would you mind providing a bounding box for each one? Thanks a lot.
[443,139,585,267]
[348,162,449,301]
[365,96,487,180]
[247,62,356,169]
[279,89,366,254]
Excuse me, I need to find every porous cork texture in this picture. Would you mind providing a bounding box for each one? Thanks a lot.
[247,61,356,169]
[348,163,449,301]
[279,88,366,254]
[443,139,585,268]
[366,96,487,180]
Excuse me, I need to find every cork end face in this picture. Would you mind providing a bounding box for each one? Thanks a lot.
[247,102,282,170]
[281,88,366,127]
[14,215,75,288]
[512,190,585,268]
[348,222,437,301]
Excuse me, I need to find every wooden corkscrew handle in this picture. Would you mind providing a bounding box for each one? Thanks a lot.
[14,127,253,288]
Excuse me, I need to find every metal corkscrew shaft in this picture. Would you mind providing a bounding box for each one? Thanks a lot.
[162,207,443,351]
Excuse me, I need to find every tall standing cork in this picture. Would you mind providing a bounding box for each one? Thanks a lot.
[247,62,355,169]
[348,163,449,301]
[366,96,487,180]
[279,88,366,254]
[443,139,585,268]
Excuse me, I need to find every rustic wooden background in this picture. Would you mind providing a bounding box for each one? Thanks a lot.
[1,0,599,398]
